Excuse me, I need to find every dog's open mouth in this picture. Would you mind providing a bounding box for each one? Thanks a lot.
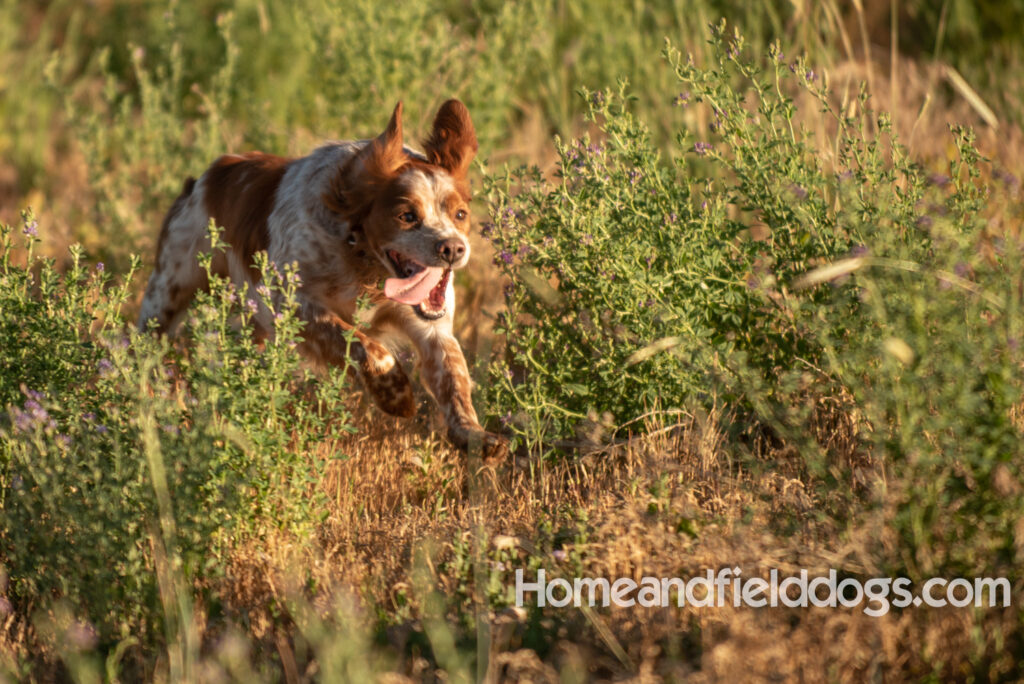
[384,250,450,319]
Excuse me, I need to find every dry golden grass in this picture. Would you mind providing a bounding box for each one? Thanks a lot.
[165,393,1014,682]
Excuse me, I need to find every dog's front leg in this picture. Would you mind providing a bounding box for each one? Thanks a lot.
[296,300,415,418]
[417,331,508,461]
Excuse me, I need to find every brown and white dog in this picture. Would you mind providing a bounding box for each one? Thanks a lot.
[138,100,507,459]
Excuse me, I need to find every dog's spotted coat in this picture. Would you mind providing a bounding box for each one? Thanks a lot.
[139,100,507,459]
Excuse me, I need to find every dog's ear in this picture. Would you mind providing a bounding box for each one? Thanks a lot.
[365,101,406,180]
[423,99,478,181]
[325,102,405,215]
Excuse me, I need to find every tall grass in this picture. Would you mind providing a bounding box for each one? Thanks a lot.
[11,0,1022,263]
[0,219,351,648]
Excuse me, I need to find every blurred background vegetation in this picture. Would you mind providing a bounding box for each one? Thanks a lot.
[2,0,1023,268]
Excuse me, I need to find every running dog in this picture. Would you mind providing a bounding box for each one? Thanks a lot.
[138,100,507,459]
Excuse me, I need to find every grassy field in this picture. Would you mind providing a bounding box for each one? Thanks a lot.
[2,0,1024,681]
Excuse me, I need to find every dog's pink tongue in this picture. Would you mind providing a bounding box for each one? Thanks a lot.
[384,267,445,305]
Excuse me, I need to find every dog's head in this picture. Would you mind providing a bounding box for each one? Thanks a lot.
[331,100,478,320]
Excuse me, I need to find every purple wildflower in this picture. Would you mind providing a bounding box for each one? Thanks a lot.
[791,184,808,200]
[480,222,496,239]
[995,169,1021,191]
[498,250,514,265]
[499,412,512,426]
[805,69,815,82]
[581,234,594,246]
[245,298,258,314]
[552,549,567,562]
[565,147,583,169]
[629,169,642,185]
[13,411,32,433]
[66,621,98,650]
[694,141,712,156]
[22,219,38,238]
[13,394,56,433]
[95,262,104,273]
[674,91,690,107]
[590,91,605,108]
[97,358,114,375]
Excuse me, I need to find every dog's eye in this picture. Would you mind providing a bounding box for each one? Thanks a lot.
[399,211,418,224]
[454,209,468,221]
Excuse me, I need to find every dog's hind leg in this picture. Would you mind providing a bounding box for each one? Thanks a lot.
[138,177,212,334]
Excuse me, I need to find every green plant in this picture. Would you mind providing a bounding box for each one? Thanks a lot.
[0,216,353,644]
[485,29,868,449]
[484,24,1024,584]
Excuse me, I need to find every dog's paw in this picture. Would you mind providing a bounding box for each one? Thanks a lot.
[362,360,416,418]
[479,431,510,464]
[374,380,416,418]
[453,428,509,464]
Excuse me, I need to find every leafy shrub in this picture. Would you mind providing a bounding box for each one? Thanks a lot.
[485,28,869,446]
[485,25,1024,580]
[0,217,352,643]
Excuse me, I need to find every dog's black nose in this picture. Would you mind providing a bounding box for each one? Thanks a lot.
[436,239,466,265]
